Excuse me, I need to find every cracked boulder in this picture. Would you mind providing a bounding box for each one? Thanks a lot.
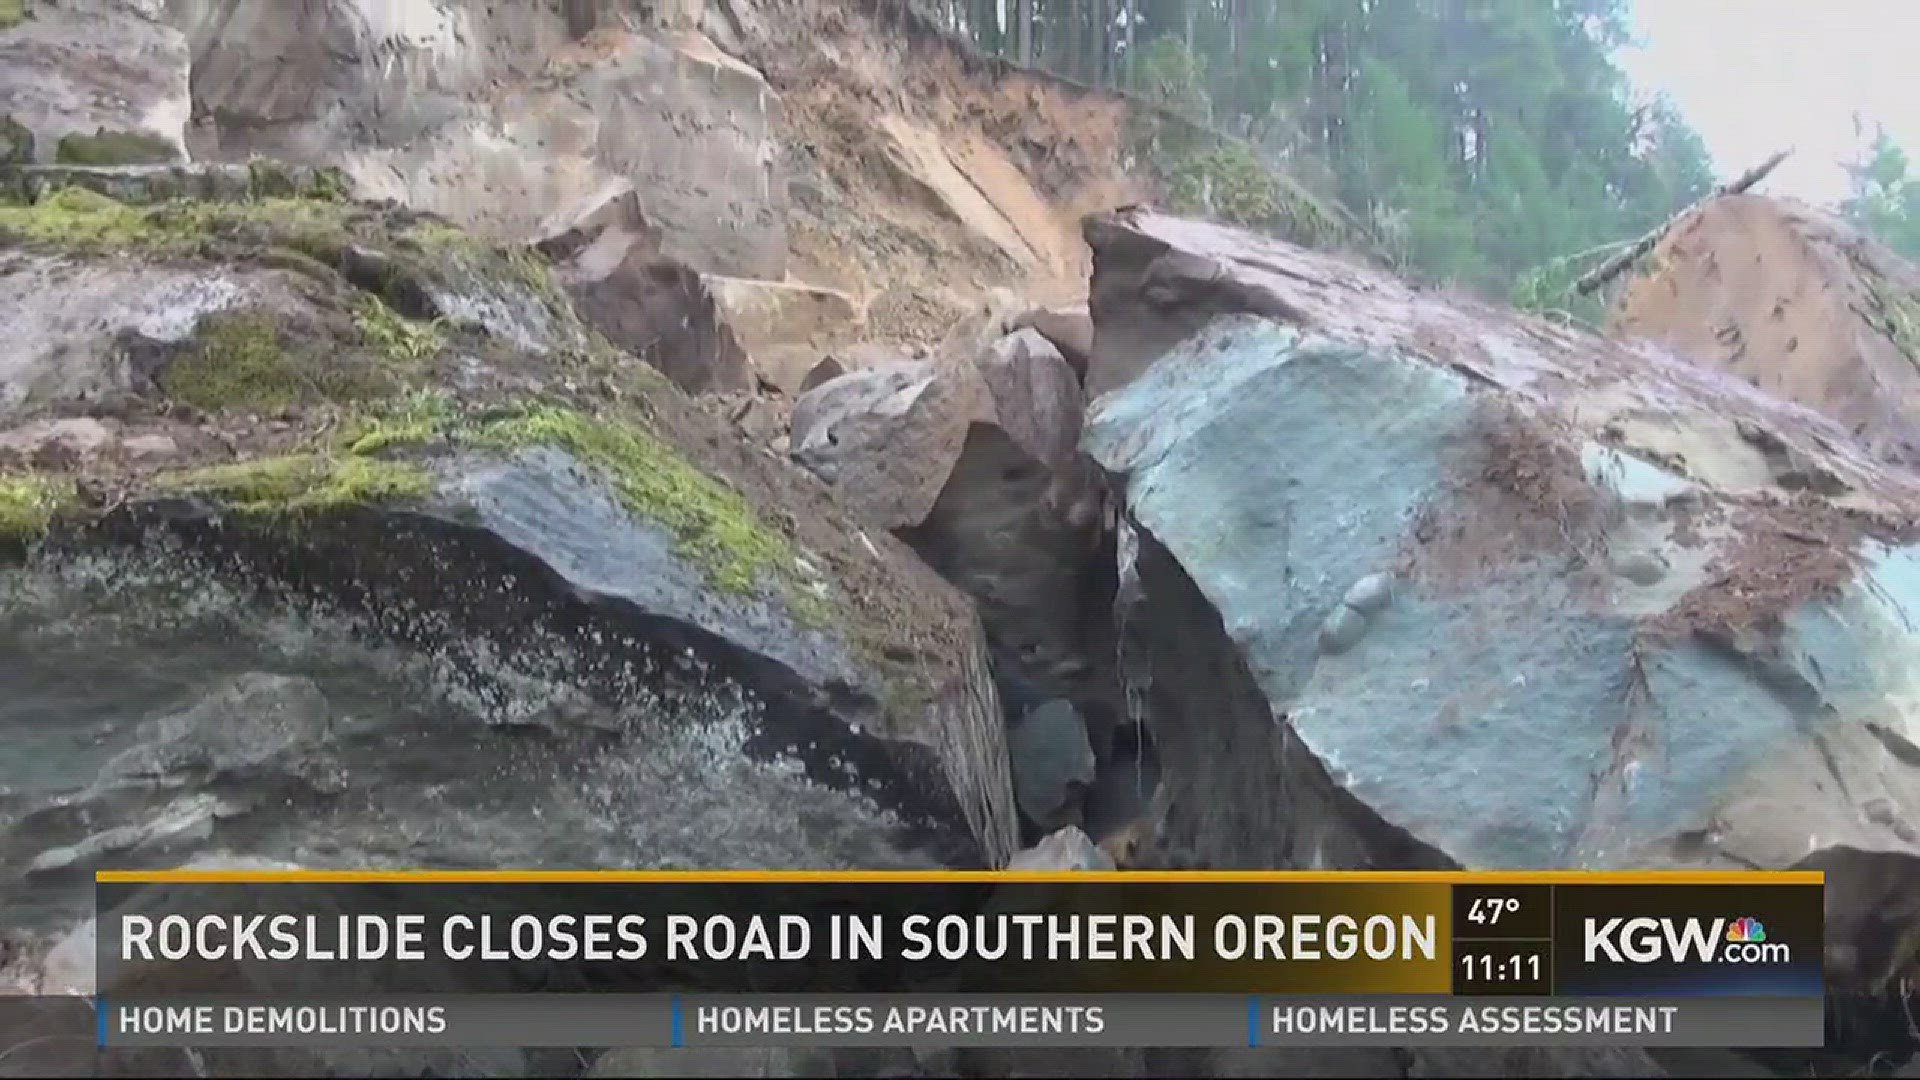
[789,322,1115,732]
[1082,208,1920,884]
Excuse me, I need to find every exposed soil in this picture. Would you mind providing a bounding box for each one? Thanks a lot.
[734,0,1143,343]
[1613,194,1920,469]
[1404,400,1614,596]
[1642,495,1875,642]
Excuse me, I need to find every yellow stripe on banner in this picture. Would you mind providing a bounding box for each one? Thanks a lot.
[93,870,1824,885]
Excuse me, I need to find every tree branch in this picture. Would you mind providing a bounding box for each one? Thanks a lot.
[1573,148,1794,296]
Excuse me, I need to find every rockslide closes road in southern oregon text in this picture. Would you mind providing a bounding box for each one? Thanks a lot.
[115,912,1439,964]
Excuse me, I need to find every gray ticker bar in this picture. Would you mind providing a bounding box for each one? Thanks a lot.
[100,994,1823,1049]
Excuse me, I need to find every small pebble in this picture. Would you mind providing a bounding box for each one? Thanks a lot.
[1614,551,1667,586]
[1343,572,1394,615]
[1318,605,1367,656]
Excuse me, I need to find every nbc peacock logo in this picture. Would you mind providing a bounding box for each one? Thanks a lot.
[1726,917,1767,944]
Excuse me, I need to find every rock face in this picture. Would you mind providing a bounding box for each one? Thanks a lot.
[1613,195,1920,469]
[167,2,788,280]
[789,310,1119,759]
[0,176,1022,966]
[1082,209,1920,882]
[789,359,991,528]
[0,0,191,166]
[535,185,761,395]
[704,274,864,396]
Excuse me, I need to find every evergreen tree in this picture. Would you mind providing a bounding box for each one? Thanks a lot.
[1842,127,1920,261]
[948,0,1720,297]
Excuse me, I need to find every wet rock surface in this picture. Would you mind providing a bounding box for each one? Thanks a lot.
[0,175,1026,991]
[1082,208,1920,1074]
[1085,207,1920,876]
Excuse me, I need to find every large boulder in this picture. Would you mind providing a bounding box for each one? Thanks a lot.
[164,2,787,278]
[1082,207,1920,884]
[535,184,749,394]
[0,175,1021,951]
[788,358,992,529]
[0,0,191,167]
[789,322,1117,744]
[704,275,865,396]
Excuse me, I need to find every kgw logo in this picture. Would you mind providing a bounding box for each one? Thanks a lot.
[1584,916,1790,964]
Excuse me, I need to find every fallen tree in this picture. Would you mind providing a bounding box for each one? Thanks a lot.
[1573,148,1793,296]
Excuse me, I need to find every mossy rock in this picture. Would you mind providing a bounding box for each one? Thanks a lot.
[55,129,179,167]
[0,186,582,369]
[331,398,827,616]
[159,309,404,414]
[0,115,32,165]
[0,471,74,545]
[156,453,433,516]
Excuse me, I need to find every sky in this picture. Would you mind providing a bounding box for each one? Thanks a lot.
[1618,0,1920,207]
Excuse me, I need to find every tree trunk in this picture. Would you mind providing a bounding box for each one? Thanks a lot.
[1574,149,1793,296]
[1095,0,1110,85]
[1017,0,1034,63]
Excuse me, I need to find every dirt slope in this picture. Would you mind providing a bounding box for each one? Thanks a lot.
[1612,193,1920,468]
[708,0,1142,339]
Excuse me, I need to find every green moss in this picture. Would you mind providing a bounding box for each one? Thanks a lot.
[0,187,358,258]
[339,390,458,455]
[0,471,74,541]
[162,309,393,414]
[161,312,296,413]
[157,454,432,515]
[466,405,795,599]
[404,219,566,310]
[55,128,177,166]
[0,186,156,247]
[0,0,25,30]
[331,397,828,616]
[353,295,445,362]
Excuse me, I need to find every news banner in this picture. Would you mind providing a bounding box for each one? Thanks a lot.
[94,870,1825,1049]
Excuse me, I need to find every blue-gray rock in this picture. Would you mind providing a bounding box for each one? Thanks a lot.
[1082,209,1920,883]
[1008,698,1097,830]
[1317,603,1368,656]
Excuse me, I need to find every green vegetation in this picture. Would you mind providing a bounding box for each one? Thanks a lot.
[0,472,74,542]
[354,296,445,362]
[0,0,25,31]
[0,186,355,255]
[947,0,1718,295]
[158,454,432,516]
[1842,126,1920,262]
[55,128,176,166]
[159,310,395,413]
[341,390,459,456]
[244,160,349,202]
[159,312,299,413]
[326,397,827,614]
[403,219,566,311]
